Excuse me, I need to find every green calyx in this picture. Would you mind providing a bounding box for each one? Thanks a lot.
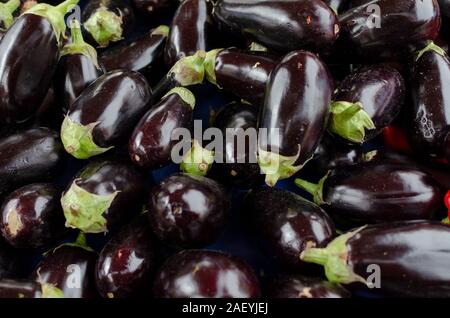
[163,87,196,109]
[61,116,113,159]
[443,217,450,225]
[61,19,100,69]
[84,6,123,47]
[204,49,222,85]
[300,227,368,285]
[170,50,206,86]
[44,232,95,257]
[248,42,268,52]
[295,172,330,206]
[152,24,169,37]
[181,139,215,177]
[61,181,119,233]
[329,101,376,144]
[0,0,20,30]
[41,284,64,298]
[24,0,79,45]
[416,41,447,61]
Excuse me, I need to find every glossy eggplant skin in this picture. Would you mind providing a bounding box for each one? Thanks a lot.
[95,216,160,298]
[0,128,65,198]
[265,275,350,298]
[132,0,175,17]
[31,245,98,298]
[165,0,213,66]
[338,0,441,61]
[0,183,66,248]
[0,14,58,126]
[0,239,21,279]
[149,174,228,249]
[153,250,261,298]
[0,280,43,298]
[245,187,335,271]
[324,0,349,13]
[213,0,340,53]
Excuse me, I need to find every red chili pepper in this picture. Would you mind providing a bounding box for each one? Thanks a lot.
[443,191,450,225]
[383,125,412,154]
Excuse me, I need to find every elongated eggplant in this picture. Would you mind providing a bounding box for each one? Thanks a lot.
[0,128,65,198]
[329,65,405,144]
[61,159,145,234]
[0,0,78,126]
[96,216,160,298]
[0,279,64,298]
[338,0,441,61]
[82,0,135,48]
[61,70,152,159]
[132,0,175,17]
[0,238,21,279]
[204,48,277,106]
[265,275,350,298]
[153,250,261,298]
[165,0,213,66]
[257,50,333,186]
[0,183,67,248]
[213,0,340,53]
[149,173,228,248]
[301,221,450,297]
[0,0,20,30]
[295,161,443,229]
[32,234,98,298]
[245,187,335,271]
[129,87,195,169]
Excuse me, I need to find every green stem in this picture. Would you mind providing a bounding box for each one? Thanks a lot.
[0,0,19,29]
[83,6,123,47]
[163,87,196,110]
[152,24,169,36]
[61,19,99,68]
[171,50,206,86]
[416,41,447,61]
[181,139,215,177]
[204,49,222,85]
[300,247,330,265]
[294,172,329,206]
[55,0,78,15]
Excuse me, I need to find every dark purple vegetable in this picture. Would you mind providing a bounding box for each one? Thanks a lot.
[204,48,277,106]
[61,159,145,234]
[153,250,261,298]
[0,0,20,30]
[0,128,65,198]
[61,70,152,159]
[295,161,443,229]
[301,221,450,297]
[324,0,348,13]
[95,216,160,298]
[0,279,64,298]
[0,183,66,248]
[213,0,340,53]
[0,238,21,279]
[439,0,450,20]
[257,50,333,186]
[149,173,228,248]
[131,0,175,17]
[129,87,195,169]
[329,65,405,144]
[245,187,335,271]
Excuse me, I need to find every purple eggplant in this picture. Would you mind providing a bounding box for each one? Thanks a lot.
[0,238,21,279]
[324,0,348,13]
[61,159,145,234]
[131,0,176,17]
[0,0,20,30]
[257,50,333,186]
[439,0,450,20]
[60,70,152,159]
[0,279,64,298]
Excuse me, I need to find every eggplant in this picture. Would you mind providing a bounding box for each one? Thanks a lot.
[82,0,135,48]
[60,70,152,159]
[95,216,160,298]
[439,0,450,20]
[153,250,261,298]
[301,221,450,297]
[213,0,339,53]
[338,0,441,61]
[265,275,350,298]
[295,161,443,229]
[0,279,64,298]
[245,187,335,271]
[131,0,175,17]
[204,48,277,106]
[0,238,21,279]
[329,65,405,144]
[0,183,67,248]
[0,0,78,127]
[148,173,228,248]
[54,20,103,115]
[61,159,145,234]
[165,0,213,66]
[257,50,333,186]
[31,234,98,298]
[0,128,65,198]
[0,0,20,30]
[324,0,348,13]
[129,87,195,169]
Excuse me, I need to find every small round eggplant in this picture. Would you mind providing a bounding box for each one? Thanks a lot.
[0,279,64,298]
[265,275,351,298]
[204,48,277,106]
[295,161,443,229]
[82,0,135,48]
[32,234,98,298]
[245,187,335,271]
[148,173,228,248]
[0,238,21,279]
[61,70,152,159]
[0,0,20,30]
[95,216,160,298]
[0,183,66,248]
[301,221,450,297]
[329,65,405,144]
[129,87,195,169]
[257,50,333,186]
[0,128,65,198]
[213,0,340,53]
[131,0,175,17]
[61,159,145,234]
[153,250,261,298]
[164,0,213,66]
